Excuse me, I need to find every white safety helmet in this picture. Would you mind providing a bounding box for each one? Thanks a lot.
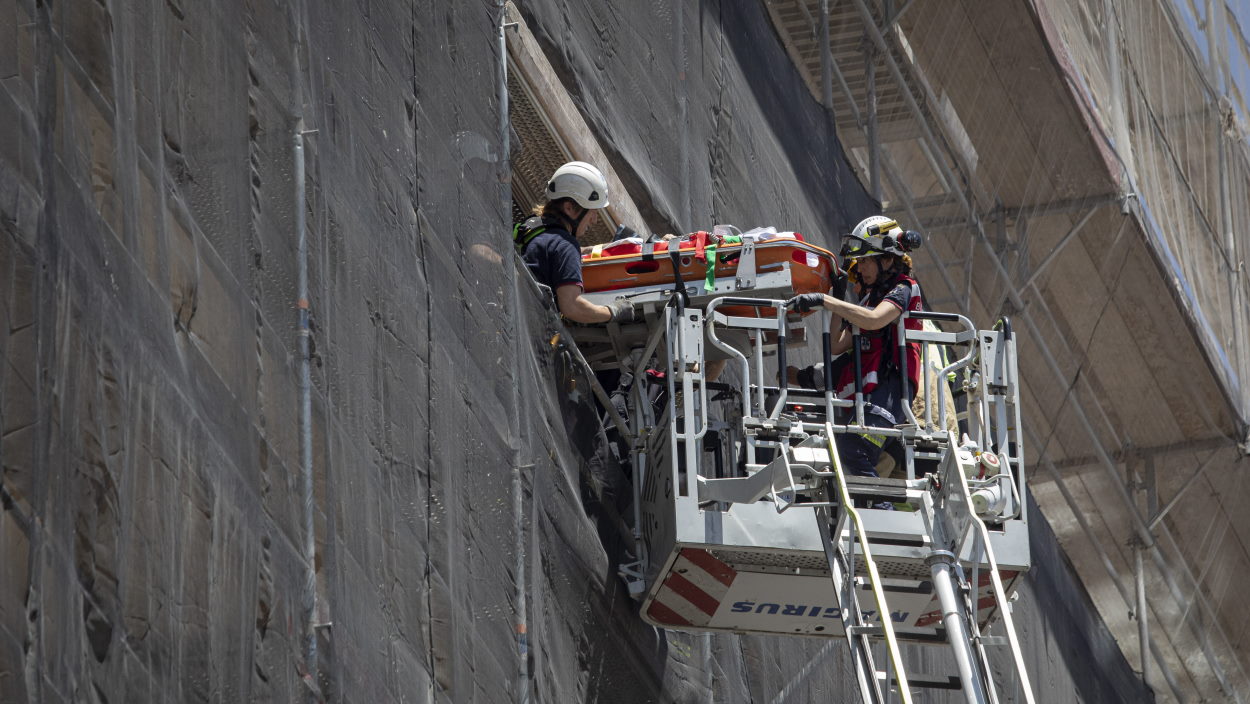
[841,215,918,260]
[546,161,610,210]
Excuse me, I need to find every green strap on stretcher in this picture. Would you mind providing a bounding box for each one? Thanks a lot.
[703,243,718,291]
[703,235,742,292]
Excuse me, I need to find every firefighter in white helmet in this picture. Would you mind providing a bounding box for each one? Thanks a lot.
[512,161,634,324]
[791,216,925,508]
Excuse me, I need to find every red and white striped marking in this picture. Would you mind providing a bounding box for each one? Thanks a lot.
[915,569,1020,628]
[646,549,738,627]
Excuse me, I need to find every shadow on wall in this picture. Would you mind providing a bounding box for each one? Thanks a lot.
[704,0,865,234]
[516,276,673,702]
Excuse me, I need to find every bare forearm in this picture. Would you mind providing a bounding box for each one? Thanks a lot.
[830,328,853,355]
[559,291,611,323]
[820,295,897,330]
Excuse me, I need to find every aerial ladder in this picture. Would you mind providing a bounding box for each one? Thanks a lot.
[570,227,1035,703]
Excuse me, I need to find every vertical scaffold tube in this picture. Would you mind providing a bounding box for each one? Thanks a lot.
[294,121,319,700]
[494,5,530,701]
[1136,545,1150,685]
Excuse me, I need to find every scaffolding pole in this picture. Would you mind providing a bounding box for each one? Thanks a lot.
[845,0,1243,695]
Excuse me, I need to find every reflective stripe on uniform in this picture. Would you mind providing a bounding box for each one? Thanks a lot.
[838,370,878,399]
[861,433,886,448]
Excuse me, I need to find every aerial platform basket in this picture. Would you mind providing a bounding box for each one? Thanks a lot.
[576,290,1034,638]
[637,434,1028,640]
[568,223,1036,702]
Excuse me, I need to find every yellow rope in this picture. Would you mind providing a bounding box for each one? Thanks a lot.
[825,422,914,703]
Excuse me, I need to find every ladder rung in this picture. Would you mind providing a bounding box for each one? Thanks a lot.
[847,624,883,638]
[876,672,962,690]
[892,627,949,645]
[844,476,910,489]
[849,625,949,645]
[845,576,934,595]
[850,534,927,549]
[843,476,910,499]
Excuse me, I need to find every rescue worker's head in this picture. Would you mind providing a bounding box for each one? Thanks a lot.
[535,161,610,239]
[841,216,922,287]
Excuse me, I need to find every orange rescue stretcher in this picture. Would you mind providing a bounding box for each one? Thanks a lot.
[579,229,841,318]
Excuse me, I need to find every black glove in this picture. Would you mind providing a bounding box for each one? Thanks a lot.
[797,363,824,390]
[831,273,848,300]
[792,293,827,313]
[606,298,636,324]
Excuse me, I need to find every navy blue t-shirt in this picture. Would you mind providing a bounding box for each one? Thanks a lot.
[522,224,583,291]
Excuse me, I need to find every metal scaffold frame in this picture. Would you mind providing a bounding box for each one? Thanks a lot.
[770,0,1250,699]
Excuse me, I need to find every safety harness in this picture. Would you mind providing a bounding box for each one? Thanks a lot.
[835,272,924,401]
[512,215,553,254]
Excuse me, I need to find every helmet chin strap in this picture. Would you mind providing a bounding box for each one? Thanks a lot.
[559,205,589,238]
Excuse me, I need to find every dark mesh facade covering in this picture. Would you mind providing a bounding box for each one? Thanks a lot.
[0,1,1151,702]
